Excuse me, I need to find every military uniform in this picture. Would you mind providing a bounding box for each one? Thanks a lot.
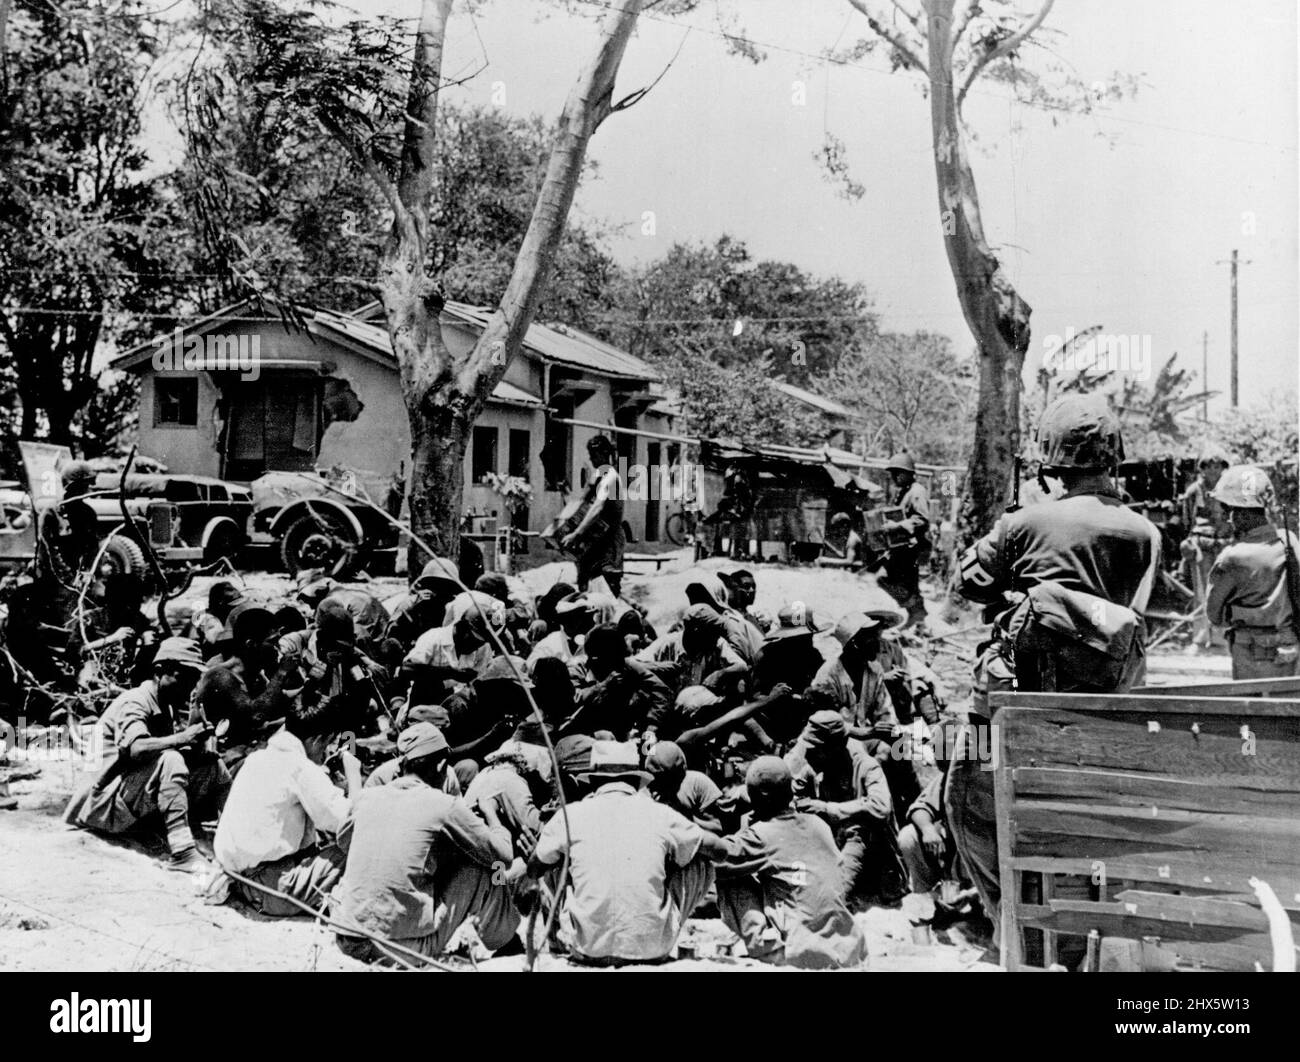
[1180,451,1233,647]
[1204,466,1299,679]
[880,454,931,628]
[950,396,1161,924]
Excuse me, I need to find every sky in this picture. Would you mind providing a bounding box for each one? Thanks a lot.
[211,0,1300,410]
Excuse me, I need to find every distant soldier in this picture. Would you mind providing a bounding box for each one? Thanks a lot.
[38,461,99,584]
[1205,466,1299,679]
[561,435,625,598]
[878,452,930,629]
[952,395,1161,924]
[1179,446,1234,649]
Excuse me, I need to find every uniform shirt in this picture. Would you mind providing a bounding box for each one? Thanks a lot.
[807,656,898,730]
[533,782,704,962]
[785,739,892,827]
[464,763,541,842]
[526,630,589,683]
[214,729,350,873]
[959,489,1161,612]
[1207,525,1297,632]
[363,757,462,796]
[639,632,746,691]
[334,777,512,942]
[895,481,931,542]
[654,769,722,829]
[1181,479,1231,538]
[716,809,867,969]
[566,665,673,740]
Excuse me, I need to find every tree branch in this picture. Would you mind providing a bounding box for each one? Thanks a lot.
[956,0,1055,111]
[458,0,643,398]
[950,0,980,45]
[848,0,928,73]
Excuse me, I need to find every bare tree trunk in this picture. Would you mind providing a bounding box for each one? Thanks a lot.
[923,0,1031,535]
[377,0,643,572]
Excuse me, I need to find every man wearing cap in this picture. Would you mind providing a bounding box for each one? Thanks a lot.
[65,637,226,874]
[196,601,298,771]
[1206,466,1299,679]
[785,710,903,904]
[364,712,464,794]
[332,722,521,964]
[386,557,462,653]
[210,703,362,915]
[527,740,730,965]
[279,599,389,732]
[685,574,763,666]
[646,740,724,832]
[715,756,867,968]
[188,580,245,659]
[559,623,672,741]
[953,394,1161,924]
[560,435,626,598]
[877,452,931,629]
[808,613,898,733]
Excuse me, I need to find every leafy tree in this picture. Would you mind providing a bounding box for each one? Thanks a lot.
[180,0,653,562]
[825,0,1140,533]
[0,0,186,445]
[825,330,975,464]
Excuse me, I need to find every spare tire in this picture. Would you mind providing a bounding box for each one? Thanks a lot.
[98,534,148,583]
[280,510,360,578]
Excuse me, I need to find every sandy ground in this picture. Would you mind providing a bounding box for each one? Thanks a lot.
[0,558,1224,972]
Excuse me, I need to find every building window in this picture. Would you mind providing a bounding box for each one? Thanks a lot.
[155,377,198,426]
[508,429,531,482]
[472,425,499,483]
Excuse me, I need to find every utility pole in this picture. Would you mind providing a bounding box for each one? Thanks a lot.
[1202,330,1209,421]
[1216,249,1252,407]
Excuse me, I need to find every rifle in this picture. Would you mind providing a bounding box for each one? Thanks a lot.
[1278,503,1300,644]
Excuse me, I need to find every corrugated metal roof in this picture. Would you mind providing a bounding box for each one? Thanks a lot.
[440,303,658,381]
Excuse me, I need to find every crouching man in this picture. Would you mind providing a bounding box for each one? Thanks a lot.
[525,741,730,966]
[331,722,520,965]
[715,756,866,969]
[64,637,226,875]
[209,704,363,915]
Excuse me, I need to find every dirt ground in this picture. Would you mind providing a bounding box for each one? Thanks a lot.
[0,556,1223,972]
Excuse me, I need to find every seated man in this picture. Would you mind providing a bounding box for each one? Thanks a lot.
[210,704,363,915]
[638,604,749,701]
[645,740,723,832]
[896,773,973,926]
[64,637,225,874]
[402,610,498,704]
[715,756,867,969]
[558,624,671,740]
[331,722,520,964]
[525,741,729,965]
[463,741,545,858]
[365,712,463,794]
[786,711,906,905]
[385,557,462,653]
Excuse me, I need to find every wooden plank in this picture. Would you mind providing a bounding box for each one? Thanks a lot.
[991,691,1300,717]
[1110,889,1285,931]
[998,709,1300,790]
[1013,801,1300,865]
[993,722,1022,970]
[1134,676,1300,698]
[1009,855,1300,908]
[1011,767,1300,817]
[1017,901,1275,952]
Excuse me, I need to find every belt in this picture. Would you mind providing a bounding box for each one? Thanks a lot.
[1230,627,1298,646]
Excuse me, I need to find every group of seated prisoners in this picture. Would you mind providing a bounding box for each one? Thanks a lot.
[64,561,964,969]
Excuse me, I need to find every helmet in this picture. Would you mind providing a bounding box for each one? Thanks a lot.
[1037,395,1123,470]
[1211,465,1274,510]
[413,556,460,593]
[1196,445,1231,470]
[60,461,96,487]
[885,452,916,474]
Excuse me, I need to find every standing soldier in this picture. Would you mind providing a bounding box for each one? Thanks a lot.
[1179,447,1234,650]
[38,461,99,584]
[879,452,930,630]
[561,435,625,598]
[950,395,1162,927]
[1206,466,1299,679]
